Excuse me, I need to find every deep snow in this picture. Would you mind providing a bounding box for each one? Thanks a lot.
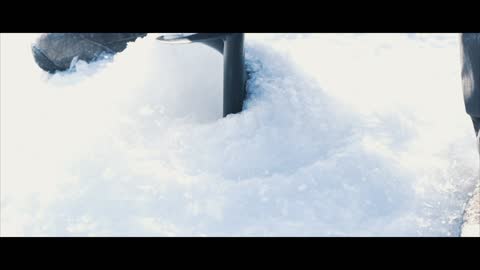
[1,33,478,236]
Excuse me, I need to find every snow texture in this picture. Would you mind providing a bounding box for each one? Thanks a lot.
[1,33,479,236]
[461,184,480,237]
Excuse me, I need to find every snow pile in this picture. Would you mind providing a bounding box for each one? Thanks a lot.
[1,33,478,236]
[460,185,480,237]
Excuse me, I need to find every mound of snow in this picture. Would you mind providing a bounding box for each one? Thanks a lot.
[1,33,478,236]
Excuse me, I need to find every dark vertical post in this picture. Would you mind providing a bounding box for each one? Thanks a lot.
[157,33,247,117]
[223,33,246,117]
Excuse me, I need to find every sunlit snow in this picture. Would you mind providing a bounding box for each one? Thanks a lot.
[1,33,478,236]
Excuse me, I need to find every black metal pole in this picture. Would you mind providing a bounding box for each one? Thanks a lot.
[223,33,246,117]
[157,33,246,117]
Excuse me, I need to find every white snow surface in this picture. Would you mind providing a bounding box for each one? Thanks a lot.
[1,33,479,236]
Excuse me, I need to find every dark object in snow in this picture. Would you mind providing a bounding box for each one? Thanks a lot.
[32,33,147,73]
[157,33,246,117]
[460,33,480,237]
[460,33,480,137]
